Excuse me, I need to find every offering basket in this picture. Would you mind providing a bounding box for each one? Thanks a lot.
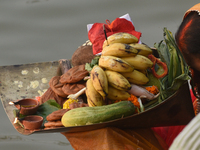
[0,60,195,135]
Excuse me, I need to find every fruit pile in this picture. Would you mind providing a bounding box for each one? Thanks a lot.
[86,32,155,107]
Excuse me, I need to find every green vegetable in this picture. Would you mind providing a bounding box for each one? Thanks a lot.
[61,101,135,127]
[154,28,191,102]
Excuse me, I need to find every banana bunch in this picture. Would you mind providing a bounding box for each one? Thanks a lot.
[86,65,131,105]
[86,78,105,107]
[100,32,153,84]
[86,64,131,106]
[86,65,107,107]
[86,32,154,106]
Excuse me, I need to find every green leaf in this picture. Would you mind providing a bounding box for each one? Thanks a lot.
[85,63,92,72]
[154,27,191,102]
[36,99,61,126]
[154,41,170,66]
[13,99,61,128]
[85,56,100,72]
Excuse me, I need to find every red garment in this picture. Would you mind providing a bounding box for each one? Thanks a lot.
[88,18,142,55]
[152,89,196,148]
[153,3,200,146]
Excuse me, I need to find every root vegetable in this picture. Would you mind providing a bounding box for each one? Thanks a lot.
[128,84,160,100]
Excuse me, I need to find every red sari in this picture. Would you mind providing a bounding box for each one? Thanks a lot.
[152,89,196,147]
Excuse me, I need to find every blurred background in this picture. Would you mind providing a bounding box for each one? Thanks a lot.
[0,0,199,149]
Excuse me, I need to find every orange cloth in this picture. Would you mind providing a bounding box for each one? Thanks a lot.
[184,3,200,19]
[61,127,168,150]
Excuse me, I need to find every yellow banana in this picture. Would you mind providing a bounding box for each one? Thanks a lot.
[121,70,149,85]
[129,43,152,56]
[121,55,153,70]
[105,70,131,91]
[102,43,139,57]
[103,32,138,48]
[107,86,131,101]
[90,65,108,98]
[86,78,104,107]
[99,56,134,73]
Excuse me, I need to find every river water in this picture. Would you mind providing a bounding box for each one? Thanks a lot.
[0,0,199,150]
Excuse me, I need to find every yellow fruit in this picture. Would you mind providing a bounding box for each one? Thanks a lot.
[99,55,134,73]
[103,32,138,48]
[102,43,139,57]
[86,78,104,107]
[121,70,149,85]
[129,43,152,56]
[105,70,131,91]
[121,55,153,70]
[90,65,108,98]
[107,86,131,101]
